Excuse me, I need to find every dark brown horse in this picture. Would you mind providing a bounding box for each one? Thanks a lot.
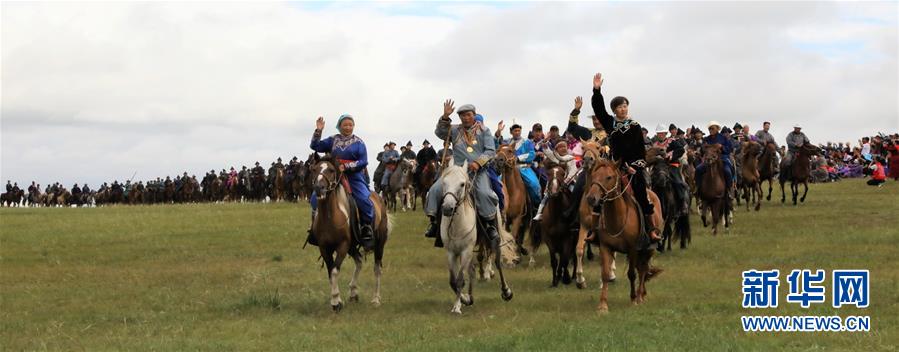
[740,141,762,211]
[758,142,779,201]
[699,144,729,236]
[584,158,663,313]
[780,143,821,205]
[646,147,691,251]
[310,155,390,312]
[0,189,24,207]
[533,163,577,287]
[414,159,438,212]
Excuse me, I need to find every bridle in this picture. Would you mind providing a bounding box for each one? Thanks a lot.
[589,164,635,238]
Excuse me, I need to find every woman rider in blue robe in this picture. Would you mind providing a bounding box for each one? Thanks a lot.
[306,114,376,250]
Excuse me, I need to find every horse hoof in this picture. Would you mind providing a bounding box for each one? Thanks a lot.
[371,297,381,307]
[501,289,514,301]
[451,308,462,315]
[576,281,587,289]
[597,305,609,314]
[332,302,343,313]
[462,295,474,306]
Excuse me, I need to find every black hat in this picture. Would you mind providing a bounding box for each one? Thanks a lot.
[722,127,733,134]
[423,140,430,145]
[733,123,743,130]
[384,143,389,147]
[406,141,413,147]
[677,128,685,135]
[510,124,522,131]
[532,123,543,131]
[669,123,677,130]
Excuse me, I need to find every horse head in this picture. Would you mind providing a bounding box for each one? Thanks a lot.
[494,144,516,171]
[312,155,340,201]
[581,141,603,171]
[585,158,622,208]
[702,144,723,163]
[438,164,471,217]
[545,163,567,198]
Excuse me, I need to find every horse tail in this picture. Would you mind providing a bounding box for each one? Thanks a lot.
[674,214,691,245]
[529,222,542,253]
[496,215,520,267]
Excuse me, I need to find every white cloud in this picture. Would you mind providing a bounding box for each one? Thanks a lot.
[1,1,896,187]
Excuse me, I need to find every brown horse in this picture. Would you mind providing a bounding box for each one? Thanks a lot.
[585,158,663,313]
[699,144,729,235]
[684,148,698,213]
[414,159,438,212]
[780,143,821,205]
[1,189,24,207]
[740,141,762,211]
[495,144,533,265]
[310,155,390,312]
[533,163,578,287]
[758,142,779,201]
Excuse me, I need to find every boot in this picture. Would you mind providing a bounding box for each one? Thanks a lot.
[359,223,375,250]
[481,215,500,243]
[306,210,318,247]
[424,215,439,238]
[434,234,444,248]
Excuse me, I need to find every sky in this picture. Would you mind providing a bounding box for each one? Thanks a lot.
[2,1,897,187]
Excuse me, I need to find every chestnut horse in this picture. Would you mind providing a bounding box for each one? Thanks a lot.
[574,142,616,289]
[414,159,438,212]
[310,155,390,312]
[740,141,762,211]
[585,158,663,313]
[494,145,534,265]
[758,142,779,201]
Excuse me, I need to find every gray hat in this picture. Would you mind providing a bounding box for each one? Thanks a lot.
[457,104,476,114]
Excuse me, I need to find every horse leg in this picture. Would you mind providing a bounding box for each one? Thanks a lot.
[628,254,638,304]
[460,247,474,307]
[561,243,572,285]
[492,236,514,301]
[348,254,363,303]
[637,251,651,302]
[792,181,798,206]
[575,226,588,289]
[549,246,560,287]
[597,245,613,313]
[448,252,463,314]
[800,181,808,203]
[780,180,786,204]
[766,179,772,201]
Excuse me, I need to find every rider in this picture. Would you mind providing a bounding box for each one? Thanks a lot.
[652,124,690,215]
[782,124,810,180]
[533,140,578,221]
[495,123,542,209]
[565,96,610,219]
[401,141,416,160]
[380,142,400,191]
[591,72,662,243]
[307,114,376,250]
[413,140,437,188]
[423,101,500,248]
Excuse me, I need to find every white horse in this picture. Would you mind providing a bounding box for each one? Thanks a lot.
[438,164,514,314]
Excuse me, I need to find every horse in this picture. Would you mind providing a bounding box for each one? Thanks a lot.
[585,158,664,313]
[271,167,285,202]
[758,142,779,201]
[494,144,534,266]
[414,159,438,212]
[437,164,513,314]
[532,163,578,287]
[1,189,24,207]
[740,141,763,211]
[646,147,691,251]
[684,148,699,213]
[310,155,390,312]
[780,143,821,205]
[386,158,416,212]
[698,144,729,236]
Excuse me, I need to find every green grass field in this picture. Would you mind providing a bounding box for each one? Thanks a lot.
[2,179,897,351]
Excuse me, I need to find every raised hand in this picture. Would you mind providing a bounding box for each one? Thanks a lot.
[574,96,583,110]
[593,72,603,89]
[315,116,325,130]
[443,99,455,118]
[497,120,505,132]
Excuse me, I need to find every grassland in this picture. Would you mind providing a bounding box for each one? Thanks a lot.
[1,178,897,351]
